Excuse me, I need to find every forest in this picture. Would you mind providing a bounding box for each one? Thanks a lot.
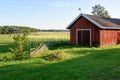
[0,25,40,34]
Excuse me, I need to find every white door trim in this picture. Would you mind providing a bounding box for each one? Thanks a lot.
[76,29,92,46]
[100,30,102,46]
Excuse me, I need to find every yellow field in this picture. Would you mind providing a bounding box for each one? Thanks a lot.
[0,32,70,43]
[28,32,70,39]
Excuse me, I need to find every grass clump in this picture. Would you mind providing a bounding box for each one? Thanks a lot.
[1,56,9,61]
[44,50,67,61]
[0,53,14,61]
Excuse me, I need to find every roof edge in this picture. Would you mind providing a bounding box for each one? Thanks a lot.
[103,27,120,29]
[66,13,82,29]
[66,13,105,29]
[66,13,120,29]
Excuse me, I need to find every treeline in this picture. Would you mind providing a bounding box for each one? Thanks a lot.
[40,29,69,32]
[0,25,40,34]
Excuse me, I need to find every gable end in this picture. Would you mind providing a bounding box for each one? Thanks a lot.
[66,13,120,29]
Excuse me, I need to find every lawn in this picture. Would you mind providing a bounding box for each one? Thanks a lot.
[0,32,120,80]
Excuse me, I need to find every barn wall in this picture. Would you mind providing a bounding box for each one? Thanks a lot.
[117,31,120,43]
[100,30,120,46]
[70,16,100,46]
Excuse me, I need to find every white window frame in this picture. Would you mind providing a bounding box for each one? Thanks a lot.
[76,29,92,46]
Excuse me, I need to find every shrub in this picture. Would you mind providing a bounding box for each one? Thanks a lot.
[10,30,30,60]
[43,50,66,61]
[46,39,70,49]
[56,50,66,60]
[44,54,57,61]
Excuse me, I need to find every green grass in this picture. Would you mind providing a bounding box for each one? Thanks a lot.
[1,45,120,80]
[0,32,69,60]
[0,32,120,80]
[0,34,14,61]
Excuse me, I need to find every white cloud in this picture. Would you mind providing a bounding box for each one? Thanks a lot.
[49,1,79,7]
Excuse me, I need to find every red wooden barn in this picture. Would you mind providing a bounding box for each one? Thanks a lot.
[67,13,120,46]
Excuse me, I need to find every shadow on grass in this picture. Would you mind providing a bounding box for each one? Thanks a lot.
[0,43,13,53]
[0,48,120,80]
[49,45,91,50]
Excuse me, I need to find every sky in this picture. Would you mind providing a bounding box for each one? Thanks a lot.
[0,0,120,30]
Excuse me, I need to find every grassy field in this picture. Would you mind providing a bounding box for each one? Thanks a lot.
[0,32,120,80]
[29,32,70,39]
[0,32,69,53]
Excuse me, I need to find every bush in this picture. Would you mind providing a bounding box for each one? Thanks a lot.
[46,39,70,49]
[43,50,66,61]
[56,50,66,60]
[44,54,57,61]
[10,30,30,60]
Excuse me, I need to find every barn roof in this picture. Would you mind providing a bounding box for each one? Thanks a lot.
[67,13,120,29]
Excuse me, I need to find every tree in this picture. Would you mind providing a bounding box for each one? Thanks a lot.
[10,30,30,60]
[91,4,111,18]
[0,25,39,34]
[2,26,9,34]
[0,26,2,34]
[13,34,24,59]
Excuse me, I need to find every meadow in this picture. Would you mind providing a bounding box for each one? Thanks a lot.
[0,32,120,80]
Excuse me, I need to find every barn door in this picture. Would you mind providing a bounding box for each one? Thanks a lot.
[77,29,91,46]
[78,31,82,45]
